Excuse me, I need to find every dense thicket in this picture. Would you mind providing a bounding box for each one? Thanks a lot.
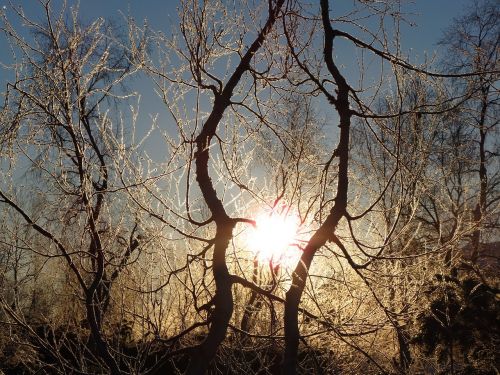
[0,1,498,374]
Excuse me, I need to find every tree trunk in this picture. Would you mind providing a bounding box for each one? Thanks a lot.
[186,3,286,372]
[282,1,352,371]
[186,224,234,375]
[85,294,121,375]
[471,87,489,264]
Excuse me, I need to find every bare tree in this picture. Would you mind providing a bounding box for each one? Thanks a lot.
[0,2,148,373]
[279,1,498,373]
[439,0,500,265]
[1,1,498,374]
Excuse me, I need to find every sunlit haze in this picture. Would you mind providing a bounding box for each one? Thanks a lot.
[246,207,302,268]
[0,0,496,373]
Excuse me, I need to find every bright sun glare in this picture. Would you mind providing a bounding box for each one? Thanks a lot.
[246,208,302,268]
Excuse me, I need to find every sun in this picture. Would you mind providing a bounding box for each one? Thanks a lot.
[246,207,302,268]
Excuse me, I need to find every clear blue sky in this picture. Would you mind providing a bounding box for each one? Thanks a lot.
[0,0,475,154]
[71,0,473,56]
[0,0,475,70]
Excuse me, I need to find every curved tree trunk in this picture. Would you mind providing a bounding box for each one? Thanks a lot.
[282,0,352,372]
[185,3,286,372]
[186,224,234,375]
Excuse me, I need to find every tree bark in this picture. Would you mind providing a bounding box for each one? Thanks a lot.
[85,294,122,375]
[471,86,489,264]
[186,224,234,375]
[185,3,285,372]
[282,1,352,372]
